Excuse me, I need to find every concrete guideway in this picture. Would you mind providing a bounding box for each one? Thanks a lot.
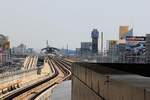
[34,57,72,100]
[0,56,41,97]
[31,57,72,100]
[0,56,72,100]
[23,56,38,70]
[0,57,56,100]
[40,57,54,75]
[0,56,36,79]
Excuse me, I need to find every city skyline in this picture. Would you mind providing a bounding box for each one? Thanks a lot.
[0,0,150,50]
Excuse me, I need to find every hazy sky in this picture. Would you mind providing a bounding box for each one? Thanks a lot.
[0,0,150,50]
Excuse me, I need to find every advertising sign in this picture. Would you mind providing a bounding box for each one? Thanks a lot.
[126,36,146,55]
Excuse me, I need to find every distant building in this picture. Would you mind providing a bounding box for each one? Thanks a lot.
[125,36,146,63]
[118,26,134,62]
[125,36,145,55]
[0,34,11,65]
[76,48,81,56]
[119,26,129,40]
[26,48,33,54]
[106,40,119,62]
[146,34,150,63]
[12,44,26,56]
[119,27,133,44]
[106,40,118,51]
[91,29,99,54]
[124,28,133,39]
[80,42,92,55]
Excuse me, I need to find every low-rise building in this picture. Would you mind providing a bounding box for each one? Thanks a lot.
[80,42,92,55]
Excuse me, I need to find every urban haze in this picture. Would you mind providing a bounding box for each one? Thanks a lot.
[0,0,150,49]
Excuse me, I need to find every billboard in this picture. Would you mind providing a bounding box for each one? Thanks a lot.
[126,36,146,55]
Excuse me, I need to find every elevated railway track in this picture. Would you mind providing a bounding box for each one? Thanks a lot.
[0,56,72,100]
[0,56,39,96]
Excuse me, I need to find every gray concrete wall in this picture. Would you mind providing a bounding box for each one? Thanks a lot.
[72,63,150,100]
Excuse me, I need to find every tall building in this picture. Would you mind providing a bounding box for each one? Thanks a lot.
[119,26,129,40]
[91,29,99,54]
[118,26,134,62]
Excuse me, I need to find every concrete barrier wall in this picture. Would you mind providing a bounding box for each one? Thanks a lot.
[72,76,103,100]
[72,63,150,100]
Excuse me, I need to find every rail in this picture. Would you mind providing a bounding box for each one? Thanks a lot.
[0,56,72,100]
[34,57,72,99]
[0,57,57,100]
